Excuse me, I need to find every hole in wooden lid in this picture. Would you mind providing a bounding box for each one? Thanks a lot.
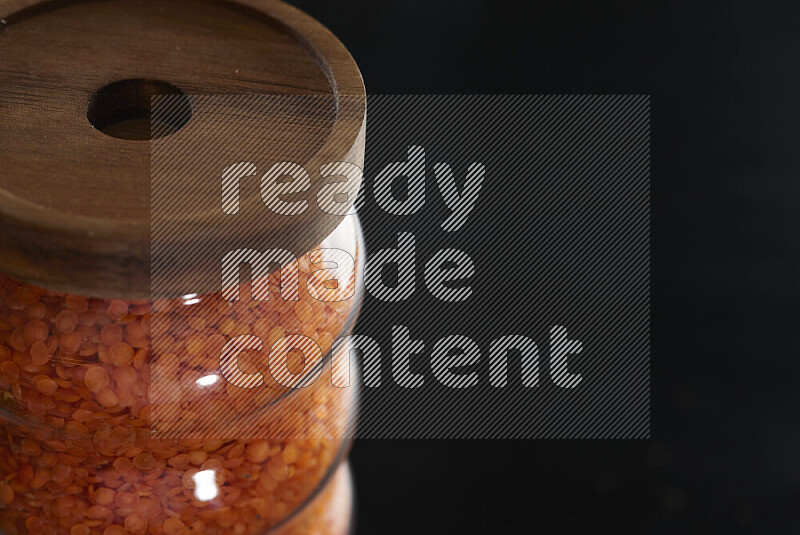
[87,79,192,140]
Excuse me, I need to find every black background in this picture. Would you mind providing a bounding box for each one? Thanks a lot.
[290,1,798,533]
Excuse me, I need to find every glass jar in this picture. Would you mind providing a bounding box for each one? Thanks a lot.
[0,215,363,535]
[0,1,367,534]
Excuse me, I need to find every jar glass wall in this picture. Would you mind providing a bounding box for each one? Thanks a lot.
[0,216,363,535]
[268,463,353,535]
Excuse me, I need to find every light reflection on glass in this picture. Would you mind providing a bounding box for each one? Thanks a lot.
[196,374,220,387]
[192,469,219,501]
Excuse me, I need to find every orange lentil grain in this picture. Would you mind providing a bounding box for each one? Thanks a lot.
[132,453,157,471]
[218,317,235,335]
[84,366,110,393]
[55,310,79,333]
[228,443,245,459]
[77,311,95,327]
[282,444,299,464]
[23,319,49,344]
[30,341,51,366]
[294,301,313,323]
[133,498,160,520]
[224,457,245,469]
[53,464,73,486]
[8,329,26,352]
[113,364,136,390]
[96,387,119,408]
[30,467,50,489]
[40,452,58,467]
[93,487,115,505]
[24,302,46,320]
[126,321,146,340]
[113,457,134,472]
[88,505,113,520]
[106,300,129,321]
[108,343,134,366]
[64,295,89,313]
[71,408,93,422]
[302,322,317,338]
[168,454,190,469]
[163,517,187,535]
[267,326,285,348]
[35,376,58,395]
[100,324,123,346]
[266,458,289,481]
[124,513,147,534]
[70,525,91,535]
[59,331,82,354]
[246,440,270,464]
[114,491,138,510]
[181,469,197,489]
[202,439,224,452]
[188,450,207,465]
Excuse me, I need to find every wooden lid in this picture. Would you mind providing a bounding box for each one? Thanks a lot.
[0,0,366,299]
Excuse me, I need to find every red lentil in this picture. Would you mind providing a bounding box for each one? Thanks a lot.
[0,244,358,535]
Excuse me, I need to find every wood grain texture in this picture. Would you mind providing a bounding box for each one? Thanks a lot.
[0,0,366,298]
